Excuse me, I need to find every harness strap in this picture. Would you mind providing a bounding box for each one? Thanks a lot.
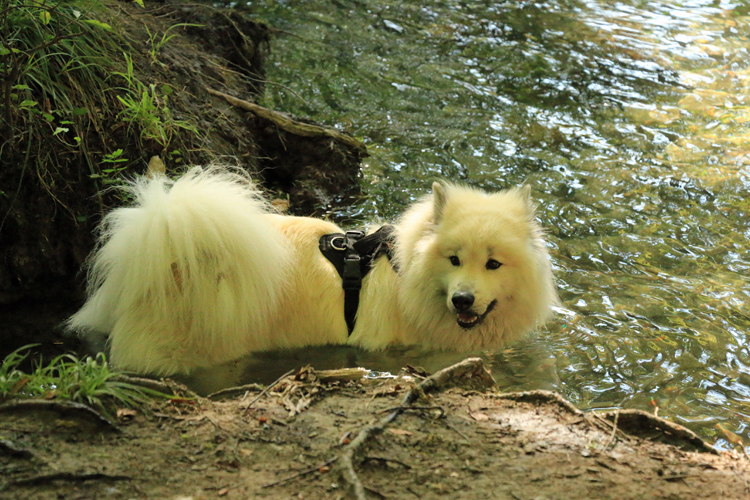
[319,225,397,335]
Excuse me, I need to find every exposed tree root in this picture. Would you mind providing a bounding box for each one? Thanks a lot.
[336,357,495,499]
[601,408,719,454]
[0,400,118,431]
[493,389,584,415]
[6,472,131,487]
[206,88,367,152]
[0,438,37,460]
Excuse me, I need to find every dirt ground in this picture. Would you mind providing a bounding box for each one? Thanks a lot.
[1,358,748,499]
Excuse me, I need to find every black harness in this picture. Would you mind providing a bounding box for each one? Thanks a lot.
[318,225,397,335]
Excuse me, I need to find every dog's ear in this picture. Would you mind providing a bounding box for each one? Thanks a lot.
[516,185,537,215]
[432,181,448,223]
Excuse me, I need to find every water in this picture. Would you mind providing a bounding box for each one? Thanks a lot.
[238,0,750,451]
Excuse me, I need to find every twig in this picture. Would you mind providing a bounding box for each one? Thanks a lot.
[207,383,265,401]
[364,456,412,469]
[243,369,295,410]
[444,420,471,443]
[378,405,445,418]
[261,457,338,488]
[602,409,619,451]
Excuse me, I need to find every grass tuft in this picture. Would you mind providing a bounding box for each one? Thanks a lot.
[0,344,172,410]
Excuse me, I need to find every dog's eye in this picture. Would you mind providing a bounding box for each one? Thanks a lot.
[486,259,503,270]
[449,256,460,266]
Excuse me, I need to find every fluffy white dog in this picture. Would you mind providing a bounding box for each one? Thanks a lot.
[67,166,557,376]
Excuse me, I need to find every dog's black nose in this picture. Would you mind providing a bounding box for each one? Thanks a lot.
[452,291,475,311]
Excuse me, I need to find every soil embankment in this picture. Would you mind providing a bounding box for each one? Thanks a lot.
[1,359,748,499]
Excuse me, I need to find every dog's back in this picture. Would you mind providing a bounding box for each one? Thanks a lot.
[67,167,291,375]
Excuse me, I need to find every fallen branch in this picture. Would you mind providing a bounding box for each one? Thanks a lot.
[206,88,366,153]
[337,357,495,499]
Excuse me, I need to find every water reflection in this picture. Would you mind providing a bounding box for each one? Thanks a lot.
[234,0,750,451]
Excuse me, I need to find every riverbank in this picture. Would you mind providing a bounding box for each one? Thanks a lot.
[1,358,748,499]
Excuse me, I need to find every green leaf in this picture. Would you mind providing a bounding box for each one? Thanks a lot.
[72,107,88,116]
[133,0,145,7]
[53,127,69,136]
[19,100,38,108]
[39,11,51,25]
[83,20,112,31]
[12,85,30,91]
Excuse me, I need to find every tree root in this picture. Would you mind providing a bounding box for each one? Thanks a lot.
[0,438,37,460]
[601,409,719,455]
[0,399,118,431]
[493,389,584,415]
[6,471,131,487]
[206,88,366,153]
[337,357,495,499]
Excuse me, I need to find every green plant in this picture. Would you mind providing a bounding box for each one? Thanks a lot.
[89,148,129,185]
[0,0,115,138]
[0,345,172,410]
[145,22,202,65]
[114,53,197,149]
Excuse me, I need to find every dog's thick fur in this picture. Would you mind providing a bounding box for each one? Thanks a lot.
[67,167,557,376]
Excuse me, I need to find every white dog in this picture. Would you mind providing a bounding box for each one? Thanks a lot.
[67,166,557,376]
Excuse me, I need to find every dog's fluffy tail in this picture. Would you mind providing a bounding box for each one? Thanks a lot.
[67,166,290,376]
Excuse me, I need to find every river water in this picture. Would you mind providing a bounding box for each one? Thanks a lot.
[240,0,750,451]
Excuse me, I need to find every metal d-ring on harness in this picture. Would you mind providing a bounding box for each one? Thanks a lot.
[318,225,397,335]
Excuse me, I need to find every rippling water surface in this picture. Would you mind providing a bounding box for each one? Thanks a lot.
[238,0,750,451]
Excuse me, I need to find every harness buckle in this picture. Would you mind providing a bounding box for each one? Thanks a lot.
[330,236,346,251]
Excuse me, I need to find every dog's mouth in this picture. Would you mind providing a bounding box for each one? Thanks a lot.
[456,299,497,329]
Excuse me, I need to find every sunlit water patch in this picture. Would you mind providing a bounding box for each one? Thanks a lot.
[235,0,750,452]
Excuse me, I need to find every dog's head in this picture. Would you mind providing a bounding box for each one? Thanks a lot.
[395,181,557,349]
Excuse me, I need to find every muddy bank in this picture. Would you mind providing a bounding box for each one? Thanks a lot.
[1,359,748,499]
[0,0,365,359]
